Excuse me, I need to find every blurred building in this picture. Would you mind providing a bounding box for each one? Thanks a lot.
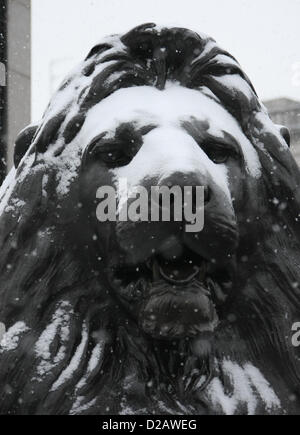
[263,98,300,164]
[0,0,7,183]
[0,0,31,184]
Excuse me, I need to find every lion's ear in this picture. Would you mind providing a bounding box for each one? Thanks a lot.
[14,125,38,168]
[277,125,291,148]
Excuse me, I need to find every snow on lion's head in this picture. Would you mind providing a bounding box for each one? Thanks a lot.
[0,24,300,415]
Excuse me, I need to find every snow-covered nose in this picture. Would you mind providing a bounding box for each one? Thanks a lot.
[141,127,207,181]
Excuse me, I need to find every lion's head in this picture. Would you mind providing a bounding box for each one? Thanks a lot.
[0,24,300,415]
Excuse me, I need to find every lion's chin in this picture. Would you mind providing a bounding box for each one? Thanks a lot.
[139,280,219,340]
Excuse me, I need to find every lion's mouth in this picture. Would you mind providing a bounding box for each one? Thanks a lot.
[109,246,234,339]
[112,248,232,300]
[152,253,206,285]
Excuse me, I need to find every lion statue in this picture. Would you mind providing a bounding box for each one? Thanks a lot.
[0,24,300,415]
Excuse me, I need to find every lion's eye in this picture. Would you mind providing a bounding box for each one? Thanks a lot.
[100,150,125,164]
[90,144,133,167]
[205,146,231,164]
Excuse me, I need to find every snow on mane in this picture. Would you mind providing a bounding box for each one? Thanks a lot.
[51,322,88,391]
[34,301,73,379]
[207,360,281,415]
[0,321,29,353]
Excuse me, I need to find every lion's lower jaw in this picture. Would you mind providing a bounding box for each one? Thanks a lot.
[137,282,219,340]
[140,319,217,340]
[139,312,218,340]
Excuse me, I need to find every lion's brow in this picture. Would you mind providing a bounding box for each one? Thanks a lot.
[181,119,241,154]
[86,122,157,149]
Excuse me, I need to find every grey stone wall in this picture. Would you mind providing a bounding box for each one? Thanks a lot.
[6,0,31,170]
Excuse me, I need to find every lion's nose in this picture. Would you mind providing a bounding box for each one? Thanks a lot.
[157,172,211,212]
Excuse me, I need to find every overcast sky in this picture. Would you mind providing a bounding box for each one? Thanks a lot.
[31,0,300,123]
